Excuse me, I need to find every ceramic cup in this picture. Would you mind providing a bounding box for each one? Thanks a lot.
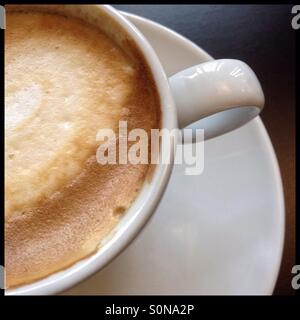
[6,4,264,295]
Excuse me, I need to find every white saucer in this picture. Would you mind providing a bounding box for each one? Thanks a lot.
[65,12,285,295]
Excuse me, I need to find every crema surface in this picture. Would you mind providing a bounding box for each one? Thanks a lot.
[5,10,160,288]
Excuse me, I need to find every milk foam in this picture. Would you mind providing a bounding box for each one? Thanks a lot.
[5,9,160,288]
[5,84,42,132]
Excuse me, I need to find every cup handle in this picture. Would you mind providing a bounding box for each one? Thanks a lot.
[169,59,265,139]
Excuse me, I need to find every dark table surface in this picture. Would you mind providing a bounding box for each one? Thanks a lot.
[114,4,296,295]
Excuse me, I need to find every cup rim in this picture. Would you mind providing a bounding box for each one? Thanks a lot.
[6,4,177,295]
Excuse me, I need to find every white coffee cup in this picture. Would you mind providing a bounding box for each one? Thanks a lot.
[6,4,264,295]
